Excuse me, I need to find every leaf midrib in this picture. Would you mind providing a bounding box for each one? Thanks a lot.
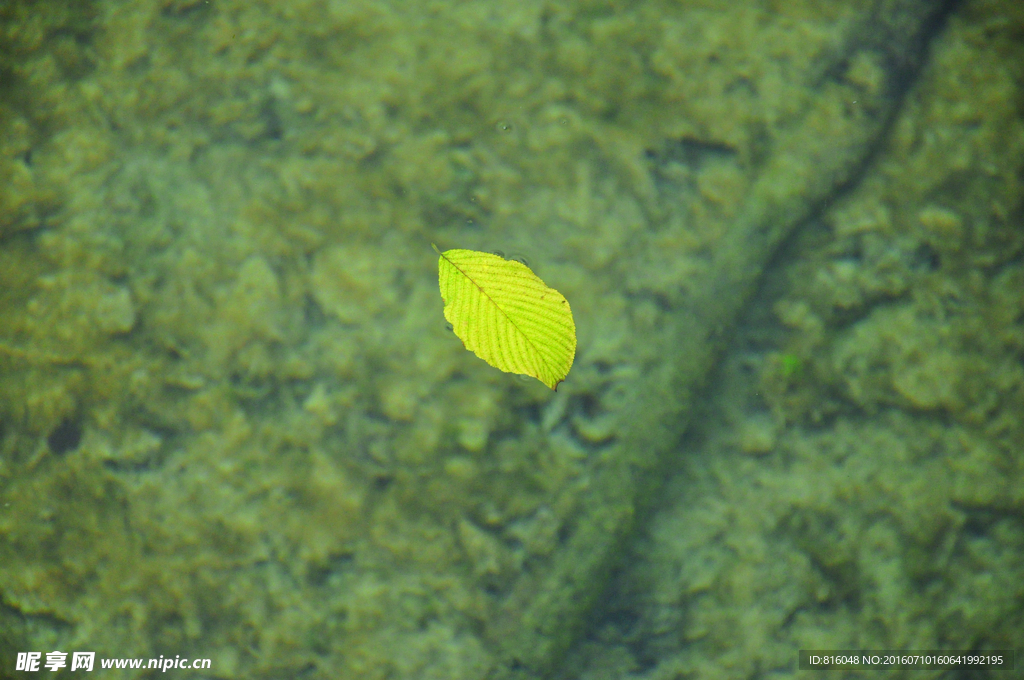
[440,252,547,371]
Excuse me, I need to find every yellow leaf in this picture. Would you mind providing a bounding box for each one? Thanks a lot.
[434,245,576,390]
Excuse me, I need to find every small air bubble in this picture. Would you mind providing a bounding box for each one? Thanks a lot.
[495,120,513,133]
[445,322,454,332]
[491,250,505,258]
[509,253,529,267]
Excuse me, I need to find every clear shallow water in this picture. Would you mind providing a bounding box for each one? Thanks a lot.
[1,0,1022,677]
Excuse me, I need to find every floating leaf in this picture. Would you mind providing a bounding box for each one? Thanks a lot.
[434,245,576,390]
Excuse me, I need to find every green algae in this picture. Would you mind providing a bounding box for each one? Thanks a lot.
[1,0,1018,679]
[567,0,1024,676]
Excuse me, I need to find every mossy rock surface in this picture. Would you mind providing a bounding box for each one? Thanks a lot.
[0,0,997,678]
